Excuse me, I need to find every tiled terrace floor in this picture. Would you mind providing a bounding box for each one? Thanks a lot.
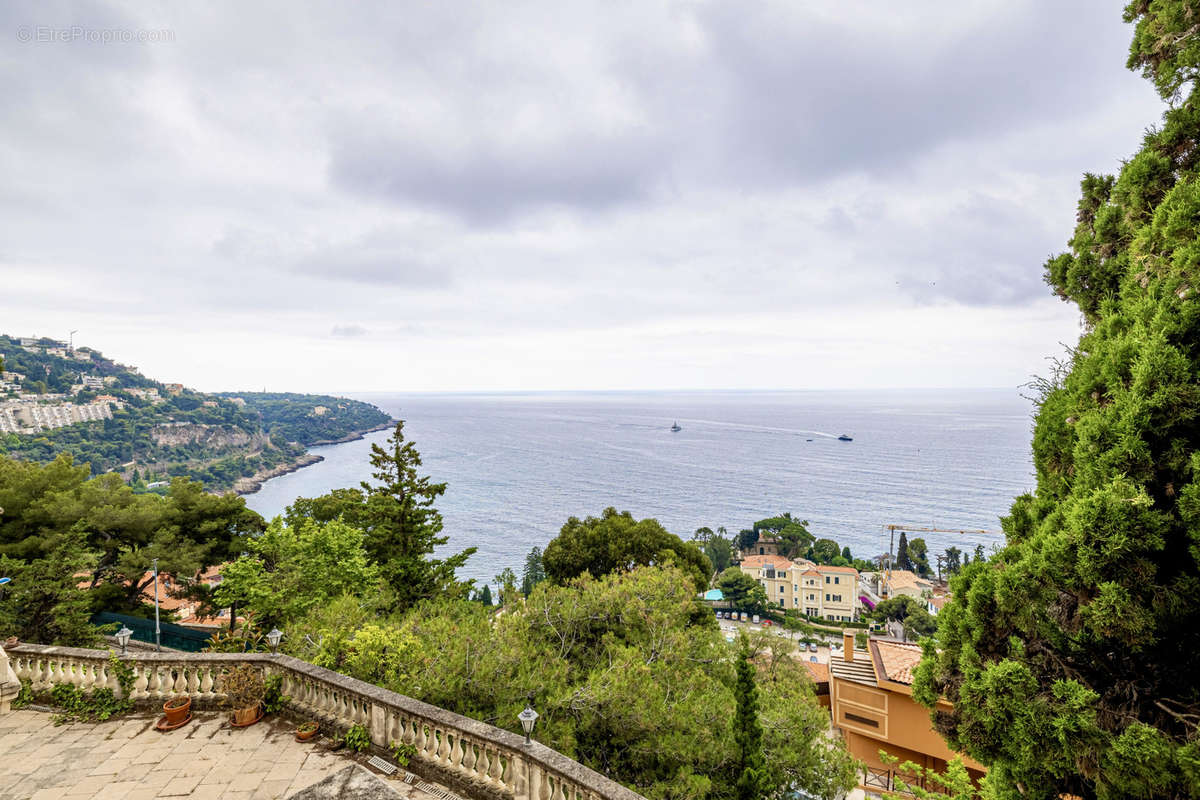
[0,709,445,799]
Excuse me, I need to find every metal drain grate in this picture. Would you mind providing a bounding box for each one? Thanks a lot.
[366,755,398,775]
[413,781,463,800]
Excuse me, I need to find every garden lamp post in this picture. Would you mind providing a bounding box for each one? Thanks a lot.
[115,625,133,655]
[267,628,283,653]
[518,704,539,745]
[152,558,161,652]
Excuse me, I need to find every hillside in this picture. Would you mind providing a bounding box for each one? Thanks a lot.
[0,335,393,492]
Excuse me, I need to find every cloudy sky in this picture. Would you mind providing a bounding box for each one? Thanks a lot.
[0,1,1164,393]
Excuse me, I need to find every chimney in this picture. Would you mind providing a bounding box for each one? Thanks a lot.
[843,630,855,662]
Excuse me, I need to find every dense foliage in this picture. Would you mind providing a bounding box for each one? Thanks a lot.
[280,421,476,609]
[213,517,383,629]
[701,514,875,571]
[276,565,856,800]
[0,455,264,643]
[215,391,392,446]
[717,567,769,615]
[543,507,712,592]
[914,6,1200,798]
[871,595,937,641]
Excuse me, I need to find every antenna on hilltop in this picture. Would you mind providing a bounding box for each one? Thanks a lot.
[68,330,78,352]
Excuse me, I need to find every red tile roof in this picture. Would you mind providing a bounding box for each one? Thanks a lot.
[802,661,829,683]
[740,554,794,570]
[872,639,924,685]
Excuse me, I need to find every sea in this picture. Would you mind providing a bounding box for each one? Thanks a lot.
[243,389,1036,587]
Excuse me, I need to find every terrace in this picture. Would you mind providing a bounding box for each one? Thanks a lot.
[0,643,645,800]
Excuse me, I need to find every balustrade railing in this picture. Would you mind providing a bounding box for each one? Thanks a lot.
[4,644,643,800]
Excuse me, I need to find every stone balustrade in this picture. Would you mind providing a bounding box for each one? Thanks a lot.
[3,643,645,800]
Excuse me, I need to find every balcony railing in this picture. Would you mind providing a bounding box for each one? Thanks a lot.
[863,766,891,791]
[4,643,645,800]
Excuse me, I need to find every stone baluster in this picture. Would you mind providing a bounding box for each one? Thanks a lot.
[10,654,29,683]
[131,662,150,699]
[79,659,96,691]
[173,664,189,694]
[490,748,505,784]
[42,657,59,688]
[199,665,215,699]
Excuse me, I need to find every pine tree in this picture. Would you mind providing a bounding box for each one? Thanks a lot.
[733,637,769,800]
[478,584,492,606]
[914,7,1200,798]
[521,546,546,595]
[360,422,476,608]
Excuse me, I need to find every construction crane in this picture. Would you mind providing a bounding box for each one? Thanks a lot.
[878,524,998,598]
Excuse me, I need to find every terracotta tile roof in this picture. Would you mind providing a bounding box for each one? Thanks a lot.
[888,570,929,590]
[740,555,794,570]
[872,639,924,685]
[817,564,859,574]
[802,661,829,683]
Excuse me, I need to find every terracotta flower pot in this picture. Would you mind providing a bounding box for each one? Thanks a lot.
[295,724,319,741]
[232,705,261,726]
[3,636,17,649]
[163,696,191,726]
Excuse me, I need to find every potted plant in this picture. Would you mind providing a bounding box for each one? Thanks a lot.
[163,695,191,726]
[295,720,319,741]
[220,664,266,727]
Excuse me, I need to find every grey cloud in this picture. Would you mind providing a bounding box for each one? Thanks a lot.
[690,0,1139,184]
[319,0,1150,222]
[0,0,1167,388]
[328,129,665,224]
[888,192,1060,307]
[331,324,368,337]
[293,249,453,288]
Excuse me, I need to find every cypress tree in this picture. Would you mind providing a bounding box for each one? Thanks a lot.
[896,531,911,572]
[914,6,1200,798]
[733,637,768,800]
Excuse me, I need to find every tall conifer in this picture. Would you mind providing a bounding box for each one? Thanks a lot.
[914,5,1200,798]
[734,638,769,800]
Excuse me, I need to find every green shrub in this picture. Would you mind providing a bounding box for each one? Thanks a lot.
[262,674,289,714]
[390,741,417,766]
[344,723,371,753]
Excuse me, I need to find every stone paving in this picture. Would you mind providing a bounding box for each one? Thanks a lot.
[0,709,445,799]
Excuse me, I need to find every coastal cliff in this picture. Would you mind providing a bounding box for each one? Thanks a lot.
[231,451,325,495]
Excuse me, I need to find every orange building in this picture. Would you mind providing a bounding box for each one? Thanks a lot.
[828,632,985,796]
